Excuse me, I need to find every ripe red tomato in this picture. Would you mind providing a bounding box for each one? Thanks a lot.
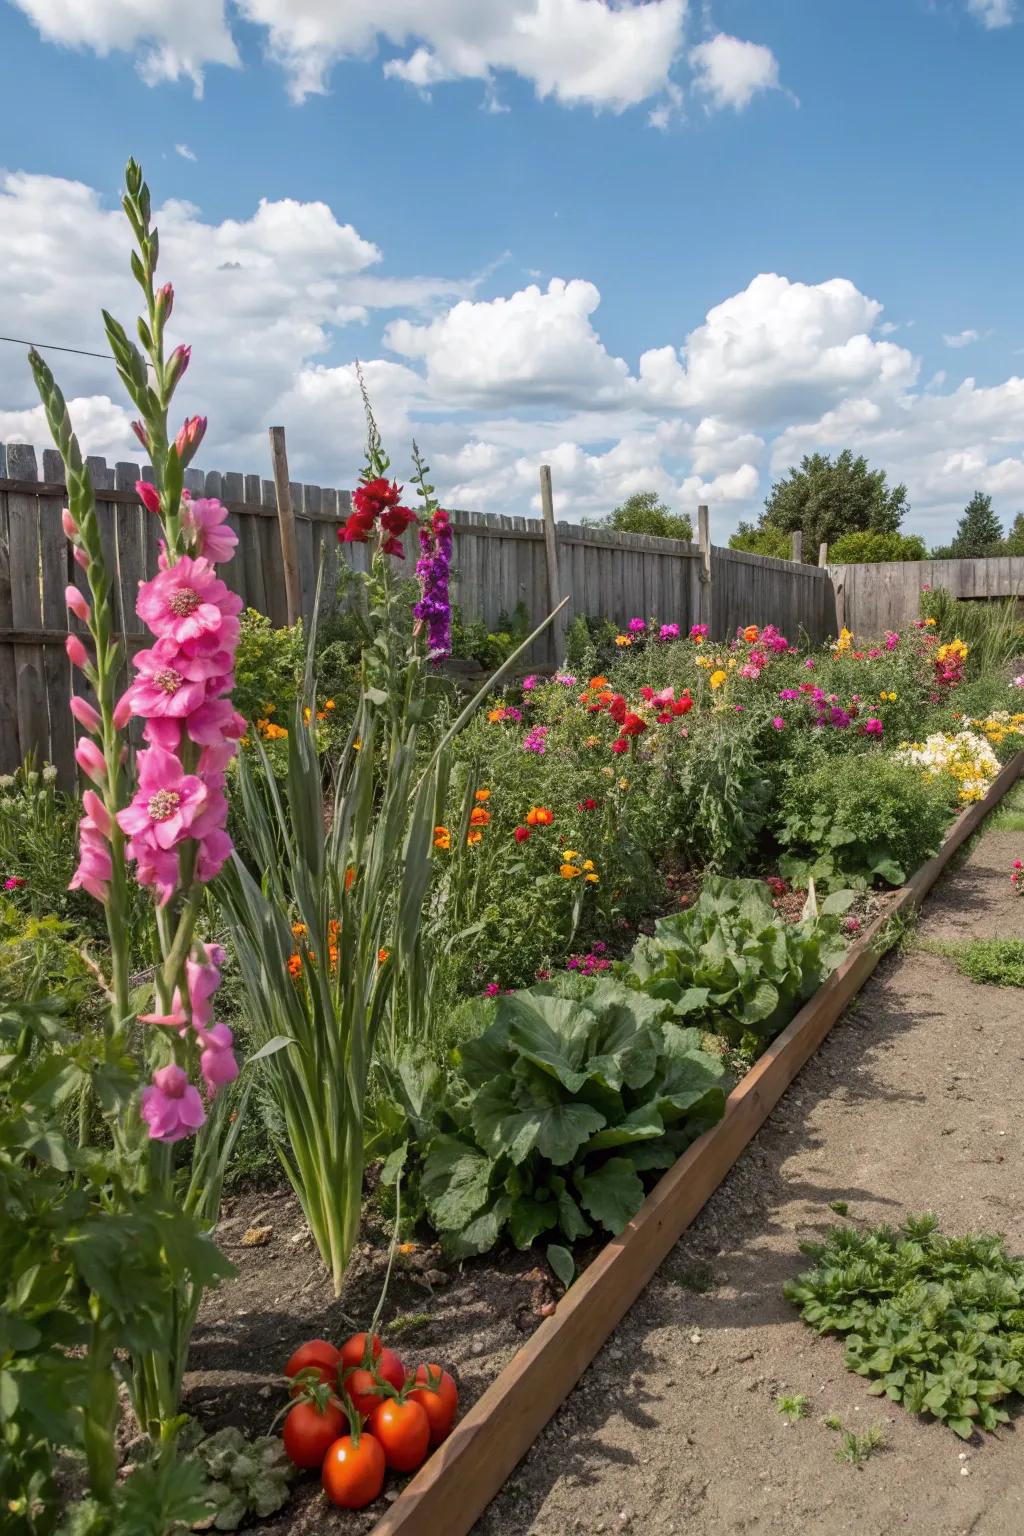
[408,1364,459,1445]
[321,1433,386,1509]
[282,1399,346,1469]
[339,1331,383,1371]
[377,1347,407,1393]
[342,1366,389,1418]
[369,1397,430,1473]
[284,1338,340,1389]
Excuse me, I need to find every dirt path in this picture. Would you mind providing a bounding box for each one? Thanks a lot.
[477,821,1024,1536]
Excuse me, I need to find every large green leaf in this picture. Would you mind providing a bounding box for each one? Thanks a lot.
[421,1136,494,1231]
[574,1158,645,1234]
[501,992,594,1093]
[471,1077,606,1166]
[508,1197,559,1249]
[583,1105,665,1153]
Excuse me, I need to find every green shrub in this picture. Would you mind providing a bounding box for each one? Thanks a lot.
[829,530,927,563]
[786,1215,1024,1438]
[675,725,772,873]
[400,978,726,1257]
[625,877,851,1051]
[233,609,305,724]
[777,754,952,888]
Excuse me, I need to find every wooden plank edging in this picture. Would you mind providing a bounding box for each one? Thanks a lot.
[370,751,1024,1536]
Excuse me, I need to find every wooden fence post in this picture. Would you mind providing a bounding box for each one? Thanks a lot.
[539,465,568,661]
[791,530,803,564]
[697,504,713,633]
[268,426,302,626]
[818,542,828,567]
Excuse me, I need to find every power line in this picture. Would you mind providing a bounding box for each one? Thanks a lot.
[0,334,116,362]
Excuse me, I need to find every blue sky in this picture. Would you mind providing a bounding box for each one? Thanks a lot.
[2,0,1023,545]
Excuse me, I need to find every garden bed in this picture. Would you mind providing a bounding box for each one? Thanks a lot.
[182,754,1023,1535]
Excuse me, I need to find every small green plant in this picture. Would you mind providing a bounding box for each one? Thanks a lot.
[918,937,1024,988]
[822,1412,843,1431]
[777,754,952,889]
[190,1426,295,1530]
[786,1214,1024,1437]
[625,877,852,1050]
[387,1312,432,1339]
[835,1424,887,1465]
[776,1394,809,1424]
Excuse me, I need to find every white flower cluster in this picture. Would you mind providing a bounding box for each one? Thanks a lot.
[894,730,1000,804]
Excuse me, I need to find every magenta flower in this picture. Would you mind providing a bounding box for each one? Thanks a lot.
[117,746,208,853]
[483,982,501,997]
[689,623,709,642]
[628,617,646,633]
[70,696,102,735]
[126,640,230,719]
[181,496,238,564]
[136,555,241,647]
[4,876,26,891]
[141,1063,206,1143]
[521,675,538,691]
[804,657,815,670]
[863,717,883,736]
[771,716,785,730]
[659,623,680,641]
[74,738,106,785]
[199,1021,239,1094]
[884,631,899,651]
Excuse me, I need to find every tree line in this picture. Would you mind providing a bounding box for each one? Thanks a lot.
[606,453,1024,563]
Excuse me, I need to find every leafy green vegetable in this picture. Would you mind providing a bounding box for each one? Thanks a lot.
[190,1426,295,1531]
[785,1215,1024,1438]
[410,977,726,1257]
[624,877,850,1048]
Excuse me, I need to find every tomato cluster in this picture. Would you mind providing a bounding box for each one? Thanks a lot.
[281,1333,459,1509]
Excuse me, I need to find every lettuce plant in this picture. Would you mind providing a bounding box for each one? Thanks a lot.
[408,979,726,1256]
[625,877,851,1049]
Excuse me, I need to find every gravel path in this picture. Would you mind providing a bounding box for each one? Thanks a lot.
[476,820,1024,1536]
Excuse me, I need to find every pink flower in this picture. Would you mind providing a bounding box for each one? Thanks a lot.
[484,983,501,997]
[521,674,538,691]
[195,825,233,883]
[141,1063,206,1143]
[659,623,680,641]
[69,696,102,735]
[65,585,90,622]
[126,640,230,719]
[771,716,785,730]
[804,657,815,670]
[182,943,226,1031]
[117,746,208,852]
[181,496,237,564]
[4,876,26,891]
[174,413,206,462]
[136,480,161,515]
[884,632,899,651]
[200,1022,238,1094]
[863,717,883,737]
[66,634,89,670]
[61,508,78,539]
[136,555,241,647]
[628,617,646,633]
[69,809,112,902]
[689,624,709,642]
[74,738,106,785]
[131,841,180,906]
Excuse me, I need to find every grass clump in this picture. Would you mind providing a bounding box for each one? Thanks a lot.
[919,937,1024,988]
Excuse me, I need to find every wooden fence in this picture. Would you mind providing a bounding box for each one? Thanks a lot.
[830,554,1024,636]
[1,441,840,785]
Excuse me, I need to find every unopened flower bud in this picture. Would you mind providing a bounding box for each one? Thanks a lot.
[82,789,112,837]
[69,695,102,734]
[166,344,191,390]
[113,694,132,729]
[174,414,207,466]
[156,283,174,321]
[73,547,91,571]
[61,508,78,539]
[65,634,89,669]
[135,480,161,515]
[65,585,90,622]
[74,738,106,785]
[131,419,150,451]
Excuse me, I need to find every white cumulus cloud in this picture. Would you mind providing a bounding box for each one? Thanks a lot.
[943,328,980,348]
[688,33,782,111]
[967,0,1015,28]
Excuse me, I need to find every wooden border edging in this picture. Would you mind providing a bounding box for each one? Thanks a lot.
[370,752,1024,1536]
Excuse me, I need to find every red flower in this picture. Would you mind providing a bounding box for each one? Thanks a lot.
[514,825,531,843]
[608,694,628,725]
[656,711,673,723]
[620,712,647,738]
[579,798,598,811]
[639,686,655,702]
[672,695,693,716]
[611,737,629,754]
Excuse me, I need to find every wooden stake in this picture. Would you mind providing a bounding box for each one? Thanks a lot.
[539,465,567,661]
[790,529,803,564]
[697,504,712,632]
[268,425,302,626]
[818,541,829,568]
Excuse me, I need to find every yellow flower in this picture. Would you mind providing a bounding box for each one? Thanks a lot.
[323,699,335,710]
[696,655,714,670]
[602,766,614,778]
[584,735,600,747]
[709,670,727,690]
[563,850,580,860]
[925,616,937,626]
[615,634,632,647]
[582,859,595,871]
[262,701,276,715]
[618,777,629,791]
[353,737,362,751]
[585,873,599,883]
[560,863,582,878]
[466,829,483,845]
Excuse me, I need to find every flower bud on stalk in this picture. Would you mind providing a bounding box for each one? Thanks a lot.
[165,344,191,392]
[70,696,102,734]
[66,634,89,669]
[65,584,91,622]
[174,414,207,465]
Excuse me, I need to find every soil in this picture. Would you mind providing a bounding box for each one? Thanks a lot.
[475,822,1024,1536]
[181,818,1024,1535]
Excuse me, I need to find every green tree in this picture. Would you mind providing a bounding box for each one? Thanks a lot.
[828,530,928,563]
[758,450,909,561]
[607,490,693,541]
[950,491,1004,558]
[727,521,789,559]
[1004,512,1024,556]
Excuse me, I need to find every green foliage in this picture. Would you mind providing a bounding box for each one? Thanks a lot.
[1004,512,1024,556]
[450,601,531,670]
[834,1424,887,1465]
[232,609,306,725]
[777,754,952,889]
[829,530,927,564]
[564,613,624,672]
[786,1215,1024,1438]
[918,586,1023,679]
[0,762,107,939]
[920,937,1024,988]
[625,877,851,1050]
[675,724,772,873]
[606,491,693,542]
[760,451,909,559]
[776,1393,809,1423]
[950,491,1004,558]
[727,522,790,559]
[402,978,725,1257]
[189,1426,294,1530]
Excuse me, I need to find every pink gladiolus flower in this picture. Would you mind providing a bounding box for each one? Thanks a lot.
[181,496,237,564]
[141,1063,206,1143]
[174,413,206,461]
[61,508,78,539]
[200,1022,238,1094]
[65,585,90,622]
[117,746,208,852]
[74,738,106,784]
[195,825,233,883]
[66,634,89,669]
[136,555,241,647]
[127,640,230,719]
[69,809,112,902]
[69,695,102,735]
[113,694,133,730]
[136,480,161,515]
[131,840,180,906]
[82,789,111,838]
[184,943,226,1031]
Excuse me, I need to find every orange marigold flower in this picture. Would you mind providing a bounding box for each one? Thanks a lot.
[475,787,491,802]
[467,829,483,845]
[743,624,759,643]
[433,826,451,850]
[287,953,302,977]
[378,948,390,963]
[324,699,336,710]
[469,806,490,826]
[526,806,554,826]
[345,868,356,890]
[560,863,582,878]
[589,676,608,689]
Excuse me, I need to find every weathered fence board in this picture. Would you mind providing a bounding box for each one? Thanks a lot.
[831,554,1024,636]
[2,443,845,783]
